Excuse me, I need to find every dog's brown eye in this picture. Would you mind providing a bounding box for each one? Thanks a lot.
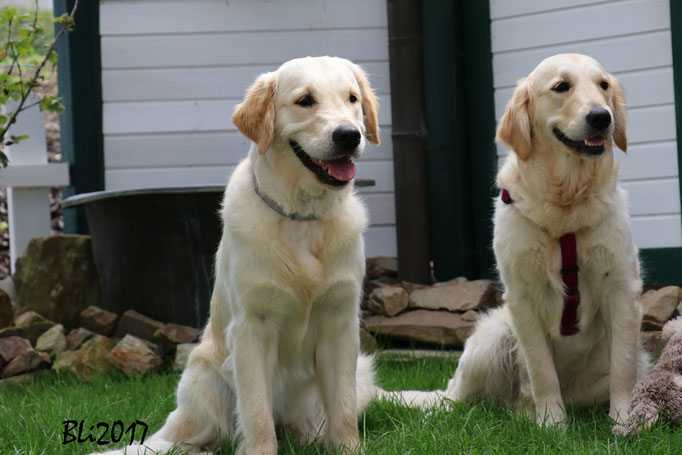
[349,94,358,103]
[600,81,609,90]
[552,82,570,93]
[296,95,315,107]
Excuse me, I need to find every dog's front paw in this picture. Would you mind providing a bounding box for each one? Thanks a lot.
[236,441,277,455]
[326,430,360,454]
[609,404,630,424]
[329,439,361,455]
[535,404,566,428]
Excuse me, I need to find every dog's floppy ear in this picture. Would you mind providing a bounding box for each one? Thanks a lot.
[610,75,627,153]
[232,72,276,155]
[496,77,532,161]
[350,63,380,145]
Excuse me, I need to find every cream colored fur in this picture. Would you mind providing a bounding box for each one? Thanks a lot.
[384,54,650,426]
[93,57,380,455]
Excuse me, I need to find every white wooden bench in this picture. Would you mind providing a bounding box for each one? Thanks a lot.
[1,94,70,272]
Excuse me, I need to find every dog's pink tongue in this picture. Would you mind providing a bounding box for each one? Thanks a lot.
[323,158,356,181]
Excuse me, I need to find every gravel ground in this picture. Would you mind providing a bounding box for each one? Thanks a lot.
[0,68,63,278]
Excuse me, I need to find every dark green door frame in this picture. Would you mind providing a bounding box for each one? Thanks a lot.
[641,0,682,285]
[421,0,497,281]
[54,0,104,234]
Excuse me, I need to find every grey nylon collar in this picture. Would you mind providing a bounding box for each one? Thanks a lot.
[252,171,319,221]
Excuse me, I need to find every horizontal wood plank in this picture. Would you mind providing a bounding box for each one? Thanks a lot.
[492,31,673,88]
[362,193,396,225]
[101,29,389,69]
[491,0,669,53]
[621,178,680,216]
[100,0,387,35]
[627,104,676,144]
[490,0,619,19]
[0,163,70,187]
[616,141,679,180]
[631,214,682,248]
[364,225,397,257]
[102,62,391,102]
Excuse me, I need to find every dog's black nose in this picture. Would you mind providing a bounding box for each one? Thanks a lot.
[585,108,611,130]
[332,125,361,152]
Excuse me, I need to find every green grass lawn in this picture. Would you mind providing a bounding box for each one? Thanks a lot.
[1,355,680,454]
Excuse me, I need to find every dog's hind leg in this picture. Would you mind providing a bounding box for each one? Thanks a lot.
[379,308,519,410]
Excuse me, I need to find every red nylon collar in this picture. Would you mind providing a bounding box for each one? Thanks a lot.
[501,189,580,335]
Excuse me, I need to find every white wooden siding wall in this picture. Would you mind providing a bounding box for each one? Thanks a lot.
[99,0,396,257]
[490,0,680,249]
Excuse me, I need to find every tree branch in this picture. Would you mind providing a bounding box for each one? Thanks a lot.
[0,0,79,144]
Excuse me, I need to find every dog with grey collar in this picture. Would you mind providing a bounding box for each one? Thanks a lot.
[93,56,379,454]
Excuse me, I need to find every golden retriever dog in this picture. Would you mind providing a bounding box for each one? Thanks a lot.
[385,54,650,426]
[95,56,379,454]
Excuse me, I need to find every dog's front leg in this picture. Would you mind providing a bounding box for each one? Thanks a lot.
[508,293,566,426]
[602,289,641,424]
[230,317,278,455]
[315,312,361,454]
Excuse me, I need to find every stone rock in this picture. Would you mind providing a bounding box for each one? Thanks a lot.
[642,286,680,326]
[366,257,398,279]
[1,346,51,378]
[365,310,475,347]
[15,310,48,327]
[0,370,48,386]
[114,310,164,342]
[0,320,55,345]
[154,323,202,354]
[0,289,13,329]
[173,343,197,372]
[400,281,430,294]
[360,327,378,353]
[0,336,31,368]
[641,331,663,354]
[35,324,67,355]
[54,334,115,380]
[65,327,96,351]
[140,338,163,359]
[409,279,500,313]
[107,334,163,376]
[363,279,392,301]
[13,235,103,328]
[368,287,409,317]
[79,306,118,336]
[0,277,16,303]
[678,301,682,318]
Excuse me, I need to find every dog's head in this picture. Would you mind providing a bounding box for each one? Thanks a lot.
[497,53,627,161]
[232,56,380,188]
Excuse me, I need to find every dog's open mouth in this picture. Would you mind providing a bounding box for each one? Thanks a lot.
[553,128,605,156]
[289,140,355,187]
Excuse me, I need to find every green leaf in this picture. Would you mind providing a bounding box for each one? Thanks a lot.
[10,134,29,144]
[0,151,8,168]
[1,9,17,23]
[0,115,7,126]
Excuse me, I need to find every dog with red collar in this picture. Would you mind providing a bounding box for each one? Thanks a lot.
[381,54,650,427]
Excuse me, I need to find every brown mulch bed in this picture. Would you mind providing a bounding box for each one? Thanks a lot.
[0,68,63,278]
